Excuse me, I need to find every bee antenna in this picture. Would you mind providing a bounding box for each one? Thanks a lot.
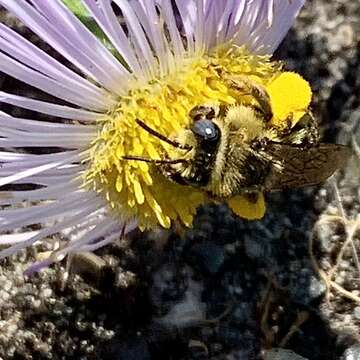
[122,155,188,165]
[135,119,192,151]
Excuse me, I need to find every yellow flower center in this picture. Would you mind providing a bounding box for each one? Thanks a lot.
[84,46,312,229]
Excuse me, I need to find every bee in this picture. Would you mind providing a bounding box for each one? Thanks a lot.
[123,77,351,200]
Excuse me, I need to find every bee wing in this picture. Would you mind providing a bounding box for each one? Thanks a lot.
[262,143,352,191]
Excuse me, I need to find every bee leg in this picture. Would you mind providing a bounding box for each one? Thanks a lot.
[294,112,320,147]
[243,191,260,204]
[159,163,189,185]
[242,186,265,201]
[225,76,273,122]
[279,112,320,147]
[282,115,294,135]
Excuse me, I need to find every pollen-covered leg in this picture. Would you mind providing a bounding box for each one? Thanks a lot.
[224,76,273,121]
[287,112,320,147]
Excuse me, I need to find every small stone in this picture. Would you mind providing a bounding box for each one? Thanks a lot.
[353,307,360,320]
[342,345,360,360]
[315,218,344,253]
[290,268,326,305]
[41,288,53,298]
[265,348,309,360]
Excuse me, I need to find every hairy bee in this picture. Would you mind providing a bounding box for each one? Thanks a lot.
[123,77,351,200]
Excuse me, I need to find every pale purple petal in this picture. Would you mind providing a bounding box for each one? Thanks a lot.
[0,201,104,259]
[174,0,198,53]
[0,23,112,107]
[0,113,96,133]
[158,0,186,60]
[82,0,147,78]
[230,0,305,54]
[112,0,158,77]
[0,0,131,95]
[134,0,170,75]
[172,0,304,55]
[0,232,41,246]
[0,92,106,121]
[250,0,305,54]
[0,181,82,206]
[0,51,106,111]
[0,192,97,232]
[0,151,82,187]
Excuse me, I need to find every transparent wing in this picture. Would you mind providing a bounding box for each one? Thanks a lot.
[262,143,352,191]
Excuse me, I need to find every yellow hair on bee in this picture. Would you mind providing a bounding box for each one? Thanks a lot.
[225,105,264,141]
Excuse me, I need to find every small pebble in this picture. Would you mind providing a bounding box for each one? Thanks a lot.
[342,345,360,360]
[353,307,360,320]
[264,348,309,360]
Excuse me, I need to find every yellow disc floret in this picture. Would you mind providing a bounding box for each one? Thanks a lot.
[84,46,312,229]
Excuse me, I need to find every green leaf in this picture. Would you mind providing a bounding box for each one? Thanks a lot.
[61,0,129,69]
[62,0,89,19]
[62,0,107,43]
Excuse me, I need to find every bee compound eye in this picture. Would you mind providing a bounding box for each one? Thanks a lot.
[191,119,219,141]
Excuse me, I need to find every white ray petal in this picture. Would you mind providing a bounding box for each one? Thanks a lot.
[0,23,112,106]
[134,0,170,76]
[0,92,107,120]
[57,217,120,255]
[79,219,138,252]
[0,231,41,246]
[112,0,157,77]
[251,0,305,55]
[0,138,90,148]
[0,0,130,94]
[174,0,197,53]
[0,181,82,205]
[0,114,97,133]
[82,0,145,78]
[230,0,305,55]
[0,193,97,231]
[0,151,82,187]
[30,0,129,94]
[0,51,106,111]
[158,0,186,61]
[0,150,81,164]
[0,198,104,259]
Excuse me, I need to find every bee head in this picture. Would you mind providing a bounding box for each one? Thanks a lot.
[191,119,220,143]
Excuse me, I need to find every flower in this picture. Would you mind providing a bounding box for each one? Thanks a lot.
[0,0,307,270]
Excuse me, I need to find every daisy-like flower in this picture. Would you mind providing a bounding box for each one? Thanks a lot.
[0,0,310,271]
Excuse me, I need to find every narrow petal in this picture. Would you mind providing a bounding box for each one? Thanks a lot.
[0,200,104,259]
[174,0,198,53]
[231,0,305,54]
[0,181,82,205]
[0,0,131,94]
[0,231,41,246]
[0,92,106,121]
[0,51,105,111]
[0,113,96,132]
[112,0,157,77]
[176,0,304,55]
[250,0,305,54]
[0,192,96,232]
[0,151,82,187]
[82,0,146,78]
[0,23,112,107]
